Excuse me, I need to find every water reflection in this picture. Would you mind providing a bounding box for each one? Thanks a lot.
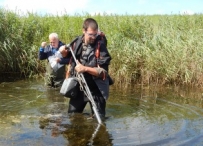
[39,113,113,146]
[1,79,203,145]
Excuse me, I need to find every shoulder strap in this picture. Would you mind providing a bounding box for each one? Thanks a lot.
[95,41,100,67]
[95,41,100,59]
[95,41,106,80]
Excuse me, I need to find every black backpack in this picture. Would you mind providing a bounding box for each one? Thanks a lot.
[96,31,107,47]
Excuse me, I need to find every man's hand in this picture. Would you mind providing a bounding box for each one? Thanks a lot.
[75,61,87,73]
[59,45,68,57]
[41,42,47,48]
[55,57,61,63]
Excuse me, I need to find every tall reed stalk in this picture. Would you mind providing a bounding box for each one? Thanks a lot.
[1,8,203,87]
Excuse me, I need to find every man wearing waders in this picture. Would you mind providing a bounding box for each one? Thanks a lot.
[66,18,112,119]
[38,33,69,88]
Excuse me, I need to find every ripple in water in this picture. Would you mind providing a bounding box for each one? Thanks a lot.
[106,96,203,146]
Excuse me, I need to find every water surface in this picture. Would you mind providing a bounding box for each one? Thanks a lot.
[0,79,203,145]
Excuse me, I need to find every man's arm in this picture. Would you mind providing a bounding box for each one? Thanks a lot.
[75,61,98,76]
[38,42,48,60]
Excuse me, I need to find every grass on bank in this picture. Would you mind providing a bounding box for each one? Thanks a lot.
[1,8,203,87]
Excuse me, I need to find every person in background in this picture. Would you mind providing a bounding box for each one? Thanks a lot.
[67,18,112,119]
[38,33,69,88]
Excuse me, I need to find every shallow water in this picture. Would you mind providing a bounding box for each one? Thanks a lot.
[0,79,203,145]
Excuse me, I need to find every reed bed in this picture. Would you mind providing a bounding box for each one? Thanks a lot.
[1,8,203,87]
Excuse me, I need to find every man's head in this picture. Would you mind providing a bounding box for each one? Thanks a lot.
[82,18,98,45]
[49,33,59,49]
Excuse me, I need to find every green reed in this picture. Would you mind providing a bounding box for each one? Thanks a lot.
[1,8,203,87]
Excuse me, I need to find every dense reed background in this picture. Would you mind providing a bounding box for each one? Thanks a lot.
[1,8,203,87]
